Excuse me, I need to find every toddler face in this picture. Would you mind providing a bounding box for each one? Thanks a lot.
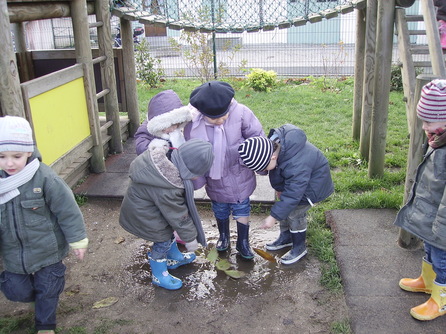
[422,121,446,135]
[162,124,180,134]
[0,151,32,176]
[205,113,229,126]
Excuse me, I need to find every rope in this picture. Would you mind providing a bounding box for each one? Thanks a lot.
[111,0,366,33]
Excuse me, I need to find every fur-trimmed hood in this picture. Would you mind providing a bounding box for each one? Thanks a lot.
[147,106,192,139]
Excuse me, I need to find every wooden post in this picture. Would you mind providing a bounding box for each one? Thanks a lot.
[368,0,395,178]
[420,0,446,77]
[352,7,366,141]
[0,1,25,117]
[95,0,123,153]
[120,18,140,137]
[70,0,105,173]
[359,0,378,159]
[397,75,436,249]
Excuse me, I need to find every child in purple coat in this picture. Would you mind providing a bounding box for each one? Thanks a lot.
[184,81,265,259]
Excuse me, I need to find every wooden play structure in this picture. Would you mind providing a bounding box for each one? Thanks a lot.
[0,0,445,248]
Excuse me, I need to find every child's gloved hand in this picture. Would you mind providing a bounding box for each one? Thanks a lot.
[185,239,199,252]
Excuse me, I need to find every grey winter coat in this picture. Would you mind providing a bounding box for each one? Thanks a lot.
[0,153,87,274]
[268,124,334,221]
[394,145,446,251]
[119,142,198,243]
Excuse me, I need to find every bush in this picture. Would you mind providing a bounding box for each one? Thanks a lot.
[245,68,278,92]
[390,64,423,92]
[135,39,164,87]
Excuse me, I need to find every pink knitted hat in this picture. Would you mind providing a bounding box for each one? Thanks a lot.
[417,79,446,122]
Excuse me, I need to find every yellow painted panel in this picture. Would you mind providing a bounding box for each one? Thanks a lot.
[29,78,90,165]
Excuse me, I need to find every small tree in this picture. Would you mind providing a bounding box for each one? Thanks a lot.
[134,39,164,87]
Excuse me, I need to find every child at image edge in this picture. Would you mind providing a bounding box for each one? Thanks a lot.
[238,124,334,264]
[395,79,446,321]
[0,116,88,334]
[184,81,265,259]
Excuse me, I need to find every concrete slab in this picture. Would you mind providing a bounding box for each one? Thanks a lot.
[326,209,446,334]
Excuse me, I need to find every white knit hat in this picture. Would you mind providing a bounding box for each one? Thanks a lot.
[0,116,34,152]
[417,79,446,122]
[238,136,274,172]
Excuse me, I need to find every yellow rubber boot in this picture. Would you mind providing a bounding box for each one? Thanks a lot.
[410,281,446,321]
[399,258,436,294]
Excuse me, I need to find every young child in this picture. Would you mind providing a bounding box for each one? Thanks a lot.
[0,116,88,334]
[238,124,334,264]
[134,89,192,155]
[119,138,214,290]
[184,81,265,259]
[395,79,446,321]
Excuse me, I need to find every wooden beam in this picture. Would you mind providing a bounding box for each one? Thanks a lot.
[8,2,95,23]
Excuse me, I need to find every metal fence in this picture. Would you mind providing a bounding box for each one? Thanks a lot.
[17,1,429,78]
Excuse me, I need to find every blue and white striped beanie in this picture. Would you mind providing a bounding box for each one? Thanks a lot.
[238,136,274,172]
[0,116,34,152]
[417,79,446,122]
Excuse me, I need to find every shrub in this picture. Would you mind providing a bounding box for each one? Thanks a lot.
[245,68,278,92]
[135,39,164,87]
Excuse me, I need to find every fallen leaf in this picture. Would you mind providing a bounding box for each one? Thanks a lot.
[224,270,245,279]
[206,248,219,264]
[215,259,231,271]
[114,236,125,244]
[253,248,276,262]
[65,285,80,296]
[92,296,119,309]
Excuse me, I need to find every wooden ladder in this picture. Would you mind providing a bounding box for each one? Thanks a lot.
[395,1,446,128]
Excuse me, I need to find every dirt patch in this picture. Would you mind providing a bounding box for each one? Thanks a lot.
[1,198,349,334]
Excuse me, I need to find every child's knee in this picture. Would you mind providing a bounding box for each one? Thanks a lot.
[0,272,34,302]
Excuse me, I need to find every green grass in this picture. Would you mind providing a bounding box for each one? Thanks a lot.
[138,77,409,295]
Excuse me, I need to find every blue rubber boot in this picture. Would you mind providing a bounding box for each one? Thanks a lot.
[148,257,182,290]
[216,218,230,251]
[166,240,196,270]
[266,229,292,251]
[280,230,307,265]
[236,221,254,259]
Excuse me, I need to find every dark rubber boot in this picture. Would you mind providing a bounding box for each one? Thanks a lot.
[236,221,254,259]
[280,230,307,265]
[266,230,293,250]
[216,218,230,251]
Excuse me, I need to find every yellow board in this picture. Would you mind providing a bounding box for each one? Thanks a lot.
[29,78,91,165]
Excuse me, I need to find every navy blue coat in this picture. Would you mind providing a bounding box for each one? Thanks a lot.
[268,124,334,221]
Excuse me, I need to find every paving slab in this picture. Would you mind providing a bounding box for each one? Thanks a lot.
[326,209,446,334]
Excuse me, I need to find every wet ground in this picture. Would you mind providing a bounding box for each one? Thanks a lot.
[0,198,349,333]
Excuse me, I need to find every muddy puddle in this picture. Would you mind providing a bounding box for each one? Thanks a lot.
[124,222,309,306]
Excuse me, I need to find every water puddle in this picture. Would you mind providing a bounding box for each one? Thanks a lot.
[125,226,308,306]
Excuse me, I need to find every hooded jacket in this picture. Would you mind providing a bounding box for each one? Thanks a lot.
[184,99,265,203]
[134,90,191,155]
[394,145,446,251]
[0,152,87,274]
[119,140,200,243]
[268,124,334,221]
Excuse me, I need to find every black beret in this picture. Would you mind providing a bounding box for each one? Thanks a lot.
[189,81,235,118]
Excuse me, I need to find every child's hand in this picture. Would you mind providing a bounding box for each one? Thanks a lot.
[185,239,199,252]
[73,248,87,261]
[261,216,276,229]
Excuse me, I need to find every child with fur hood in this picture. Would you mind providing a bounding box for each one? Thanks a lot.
[134,90,191,155]
[119,139,214,290]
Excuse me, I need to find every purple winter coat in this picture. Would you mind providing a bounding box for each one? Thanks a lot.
[184,100,265,203]
[134,90,191,155]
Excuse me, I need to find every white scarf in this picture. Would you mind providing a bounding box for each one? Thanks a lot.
[0,158,40,204]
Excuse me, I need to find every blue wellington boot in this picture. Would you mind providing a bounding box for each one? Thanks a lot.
[166,240,196,270]
[236,221,254,259]
[280,230,307,265]
[148,257,182,290]
[266,229,293,251]
[216,218,230,251]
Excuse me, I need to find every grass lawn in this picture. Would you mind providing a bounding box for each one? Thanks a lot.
[137,77,409,292]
